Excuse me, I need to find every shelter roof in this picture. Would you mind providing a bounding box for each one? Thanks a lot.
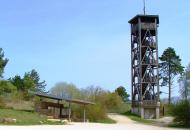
[30,91,95,105]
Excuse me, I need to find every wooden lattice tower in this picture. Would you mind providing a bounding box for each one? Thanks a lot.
[129,15,160,119]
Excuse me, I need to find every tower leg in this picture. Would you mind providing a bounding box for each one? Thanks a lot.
[156,107,159,119]
[156,102,160,119]
[141,107,144,119]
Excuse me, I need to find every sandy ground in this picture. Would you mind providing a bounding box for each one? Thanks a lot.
[0,114,186,130]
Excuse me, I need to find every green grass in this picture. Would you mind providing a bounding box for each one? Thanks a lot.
[96,117,116,124]
[0,108,115,125]
[169,123,190,129]
[123,111,156,124]
[123,111,190,129]
[0,108,65,125]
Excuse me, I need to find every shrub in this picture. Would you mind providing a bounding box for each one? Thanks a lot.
[0,97,6,108]
[169,100,190,126]
[71,103,107,122]
[0,80,17,95]
[86,103,107,122]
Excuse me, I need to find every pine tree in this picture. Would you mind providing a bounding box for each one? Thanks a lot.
[159,47,184,104]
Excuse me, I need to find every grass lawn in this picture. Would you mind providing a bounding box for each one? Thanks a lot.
[0,108,65,125]
[0,108,116,125]
[122,111,156,124]
[123,111,190,129]
[96,117,116,124]
[169,123,190,129]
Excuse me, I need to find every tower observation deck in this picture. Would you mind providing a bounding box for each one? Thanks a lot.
[129,15,160,119]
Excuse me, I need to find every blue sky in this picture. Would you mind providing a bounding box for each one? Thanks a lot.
[0,0,189,98]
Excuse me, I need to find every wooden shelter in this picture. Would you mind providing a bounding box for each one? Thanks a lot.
[31,91,95,122]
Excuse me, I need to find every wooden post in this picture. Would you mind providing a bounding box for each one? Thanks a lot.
[83,105,86,123]
[58,100,61,118]
[68,102,71,122]
[60,106,62,118]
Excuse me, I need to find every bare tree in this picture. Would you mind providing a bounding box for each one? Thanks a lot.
[179,63,190,101]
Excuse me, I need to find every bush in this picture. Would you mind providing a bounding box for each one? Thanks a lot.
[86,103,107,122]
[0,97,6,108]
[169,100,190,126]
[0,80,17,95]
[71,103,107,122]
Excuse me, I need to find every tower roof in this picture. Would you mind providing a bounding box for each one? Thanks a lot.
[128,14,159,24]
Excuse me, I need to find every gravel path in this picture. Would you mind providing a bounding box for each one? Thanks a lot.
[0,114,186,130]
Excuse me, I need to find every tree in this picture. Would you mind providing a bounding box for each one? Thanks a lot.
[9,75,24,91]
[115,86,130,102]
[80,85,106,101]
[9,69,46,93]
[0,48,8,78]
[159,47,184,104]
[103,92,123,110]
[50,82,80,99]
[23,69,46,92]
[178,63,190,101]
